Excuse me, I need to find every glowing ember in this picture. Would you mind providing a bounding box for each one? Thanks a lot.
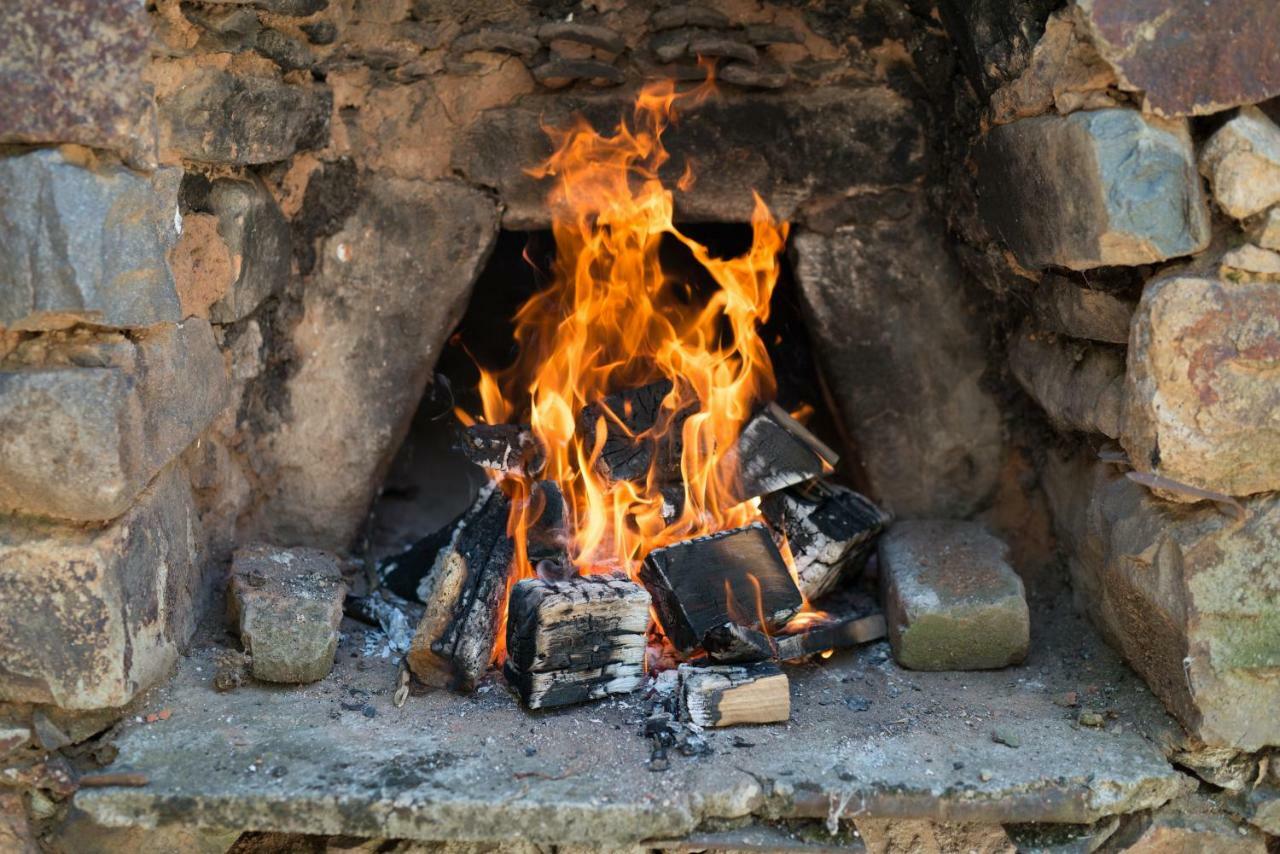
[467,77,789,590]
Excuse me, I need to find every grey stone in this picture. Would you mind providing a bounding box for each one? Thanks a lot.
[253,179,498,551]
[0,320,230,521]
[790,198,1003,519]
[978,109,1210,270]
[228,545,346,684]
[0,149,182,332]
[1031,275,1134,344]
[1199,107,1280,220]
[207,176,291,322]
[1238,784,1280,836]
[1121,272,1280,500]
[0,464,201,710]
[158,66,330,164]
[76,599,1188,840]
[1045,457,1280,750]
[879,520,1030,671]
[0,0,157,168]
[1008,325,1124,438]
[452,86,926,227]
[1101,793,1266,853]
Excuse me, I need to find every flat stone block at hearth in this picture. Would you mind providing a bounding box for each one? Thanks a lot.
[157,66,330,164]
[0,320,229,521]
[790,195,1002,518]
[0,465,200,710]
[229,545,347,684]
[0,0,158,168]
[1045,458,1280,751]
[1008,324,1124,439]
[1075,0,1280,117]
[452,85,925,226]
[1121,272,1280,500]
[206,176,291,323]
[0,149,182,332]
[74,598,1190,842]
[1199,107,1280,220]
[879,520,1029,671]
[978,109,1210,270]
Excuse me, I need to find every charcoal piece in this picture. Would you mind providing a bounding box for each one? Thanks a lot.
[458,423,545,476]
[703,613,888,663]
[503,575,650,709]
[659,482,686,524]
[761,481,889,600]
[732,402,839,501]
[406,484,515,691]
[579,379,694,483]
[639,523,802,654]
[678,661,790,727]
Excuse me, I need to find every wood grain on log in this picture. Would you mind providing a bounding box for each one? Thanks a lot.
[678,661,790,727]
[578,379,694,483]
[732,402,839,501]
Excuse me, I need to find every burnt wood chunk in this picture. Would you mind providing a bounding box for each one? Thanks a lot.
[407,483,515,692]
[704,613,888,663]
[458,423,545,476]
[678,662,790,727]
[526,480,571,577]
[761,481,889,600]
[375,501,472,602]
[579,379,693,482]
[732,403,839,501]
[504,574,651,709]
[639,523,802,654]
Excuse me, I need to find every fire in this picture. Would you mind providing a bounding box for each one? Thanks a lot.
[472,78,789,590]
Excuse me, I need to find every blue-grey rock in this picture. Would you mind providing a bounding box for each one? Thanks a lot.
[978,109,1210,270]
[207,176,291,323]
[0,149,182,331]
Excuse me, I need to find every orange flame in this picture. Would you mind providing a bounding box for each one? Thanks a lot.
[473,78,789,590]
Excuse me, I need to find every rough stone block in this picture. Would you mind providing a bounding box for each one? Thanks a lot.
[0,465,201,710]
[157,66,330,164]
[0,0,158,168]
[0,320,230,521]
[1251,207,1280,251]
[229,545,346,684]
[254,179,498,550]
[879,520,1029,671]
[1199,107,1280,220]
[978,109,1210,270]
[790,195,1002,518]
[0,149,183,332]
[207,176,291,322]
[1009,325,1124,438]
[1031,275,1134,344]
[1105,793,1267,853]
[452,86,925,226]
[1045,457,1280,750]
[47,807,240,854]
[1220,244,1280,280]
[169,213,235,319]
[1121,272,1280,500]
[1074,0,1280,117]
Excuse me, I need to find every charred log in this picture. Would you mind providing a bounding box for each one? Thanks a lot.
[406,483,515,691]
[458,423,545,476]
[678,662,790,727]
[504,574,650,709]
[374,504,469,603]
[731,402,839,501]
[761,481,889,600]
[639,523,802,654]
[703,613,888,663]
[578,379,695,483]
[526,480,571,579]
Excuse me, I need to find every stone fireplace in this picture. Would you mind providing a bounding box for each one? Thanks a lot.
[1,0,1278,851]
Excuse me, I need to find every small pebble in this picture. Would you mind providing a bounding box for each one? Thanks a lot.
[525,746,537,757]
[1078,710,1105,728]
[979,769,993,782]
[844,695,871,712]
[991,727,1021,748]
[362,704,377,718]
[953,761,964,770]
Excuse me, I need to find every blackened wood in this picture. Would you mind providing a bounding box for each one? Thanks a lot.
[526,480,570,568]
[703,613,888,663]
[578,379,694,482]
[503,574,650,709]
[458,423,545,476]
[702,621,776,663]
[732,402,839,501]
[639,523,802,654]
[375,503,469,602]
[761,481,889,600]
[678,662,790,727]
[406,483,515,691]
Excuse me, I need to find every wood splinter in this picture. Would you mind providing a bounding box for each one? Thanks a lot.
[678,662,790,727]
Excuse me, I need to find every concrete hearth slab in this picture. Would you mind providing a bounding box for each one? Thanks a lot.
[77,601,1190,846]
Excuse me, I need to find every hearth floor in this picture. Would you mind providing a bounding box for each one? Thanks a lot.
[76,598,1191,847]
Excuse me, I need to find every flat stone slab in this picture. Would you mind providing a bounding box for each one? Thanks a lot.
[77,600,1189,845]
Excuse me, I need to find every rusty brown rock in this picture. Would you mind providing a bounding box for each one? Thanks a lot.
[1121,272,1280,500]
[1031,275,1134,344]
[1074,0,1280,117]
[0,0,157,168]
[989,9,1117,124]
[169,213,235,320]
[1199,107,1280,220]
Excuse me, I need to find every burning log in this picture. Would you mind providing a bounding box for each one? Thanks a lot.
[458,423,545,476]
[703,613,888,664]
[504,574,651,709]
[678,662,791,727]
[639,523,802,654]
[526,480,571,578]
[578,379,694,482]
[732,402,839,501]
[761,481,890,600]
[406,483,515,691]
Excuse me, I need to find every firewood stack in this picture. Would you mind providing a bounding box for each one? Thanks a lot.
[375,378,891,723]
